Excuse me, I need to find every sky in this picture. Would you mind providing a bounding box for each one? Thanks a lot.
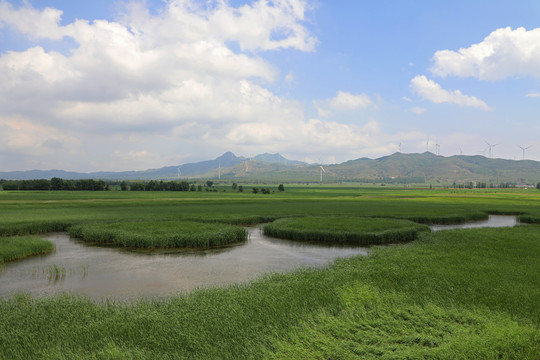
[1,0,540,172]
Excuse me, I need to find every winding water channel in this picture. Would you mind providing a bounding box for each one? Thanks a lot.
[0,215,517,301]
[0,226,368,301]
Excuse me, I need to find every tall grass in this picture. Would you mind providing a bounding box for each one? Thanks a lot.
[0,221,73,237]
[0,225,539,358]
[0,235,55,262]
[264,216,430,245]
[68,221,247,248]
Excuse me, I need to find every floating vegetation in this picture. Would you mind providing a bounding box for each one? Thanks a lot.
[264,216,430,245]
[68,221,247,248]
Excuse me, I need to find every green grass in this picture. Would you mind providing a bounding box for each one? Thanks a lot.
[264,216,430,245]
[0,188,539,358]
[0,225,539,358]
[0,235,55,263]
[68,221,247,248]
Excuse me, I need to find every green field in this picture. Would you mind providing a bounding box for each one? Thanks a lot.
[0,186,539,358]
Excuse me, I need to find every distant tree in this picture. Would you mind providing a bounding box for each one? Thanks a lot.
[278,184,285,192]
[238,185,244,192]
[537,182,540,190]
[261,188,270,194]
[190,184,196,191]
[120,181,128,191]
[232,182,238,190]
[130,183,145,191]
[206,181,214,188]
[197,184,202,191]
[252,187,259,194]
[2,181,19,190]
[51,177,64,191]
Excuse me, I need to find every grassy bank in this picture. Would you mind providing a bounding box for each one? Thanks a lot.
[0,225,539,358]
[263,216,429,245]
[68,221,247,248]
[0,235,55,263]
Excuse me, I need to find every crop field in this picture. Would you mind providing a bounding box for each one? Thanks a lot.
[0,186,539,358]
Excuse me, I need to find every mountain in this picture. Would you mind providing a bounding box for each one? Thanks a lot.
[1,152,540,184]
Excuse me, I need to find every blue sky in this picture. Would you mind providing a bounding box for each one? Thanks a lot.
[1,0,540,172]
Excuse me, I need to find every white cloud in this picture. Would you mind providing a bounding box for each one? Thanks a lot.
[412,107,426,115]
[314,91,373,117]
[431,27,540,80]
[0,0,322,171]
[410,75,491,111]
[526,93,540,98]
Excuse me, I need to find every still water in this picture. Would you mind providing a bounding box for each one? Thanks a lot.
[429,215,518,231]
[0,216,518,301]
[0,226,367,301]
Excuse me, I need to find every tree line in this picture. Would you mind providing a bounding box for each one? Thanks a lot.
[1,178,109,191]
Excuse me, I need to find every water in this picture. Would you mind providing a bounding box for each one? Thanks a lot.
[0,226,367,301]
[429,215,518,231]
[1,216,519,300]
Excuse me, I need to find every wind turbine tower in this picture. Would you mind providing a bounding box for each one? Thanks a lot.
[484,140,498,158]
[319,165,326,183]
[177,167,181,179]
[518,145,532,160]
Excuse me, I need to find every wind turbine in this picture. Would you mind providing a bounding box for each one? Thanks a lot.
[319,164,326,183]
[459,146,463,156]
[426,136,430,152]
[177,167,181,179]
[218,162,221,180]
[484,140,498,158]
[518,144,532,160]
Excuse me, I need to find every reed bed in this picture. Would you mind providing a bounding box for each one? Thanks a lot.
[0,221,73,237]
[263,216,430,245]
[68,221,247,248]
[0,225,539,359]
[0,235,55,262]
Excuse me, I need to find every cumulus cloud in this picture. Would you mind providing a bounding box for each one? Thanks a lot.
[431,27,540,80]
[526,93,540,98]
[410,75,491,111]
[0,0,326,171]
[314,91,373,117]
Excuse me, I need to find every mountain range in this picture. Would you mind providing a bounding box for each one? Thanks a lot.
[1,152,540,185]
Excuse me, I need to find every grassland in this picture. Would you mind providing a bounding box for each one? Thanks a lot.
[264,216,429,245]
[0,186,539,358]
[0,235,55,263]
[68,221,247,248]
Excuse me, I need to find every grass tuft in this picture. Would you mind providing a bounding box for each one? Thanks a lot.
[0,235,55,263]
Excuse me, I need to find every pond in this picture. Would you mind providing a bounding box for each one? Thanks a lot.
[0,226,367,301]
[0,215,519,301]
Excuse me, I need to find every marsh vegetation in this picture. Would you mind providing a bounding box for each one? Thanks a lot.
[0,186,539,358]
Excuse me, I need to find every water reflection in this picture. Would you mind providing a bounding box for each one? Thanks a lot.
[429,215,518,231]
[0,226,367,301]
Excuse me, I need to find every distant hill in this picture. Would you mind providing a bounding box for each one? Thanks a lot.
[1,152,540,184]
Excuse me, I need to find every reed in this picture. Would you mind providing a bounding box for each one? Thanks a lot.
[0,235,55,262]
[68,221,247,248]
[264,216,430,245]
